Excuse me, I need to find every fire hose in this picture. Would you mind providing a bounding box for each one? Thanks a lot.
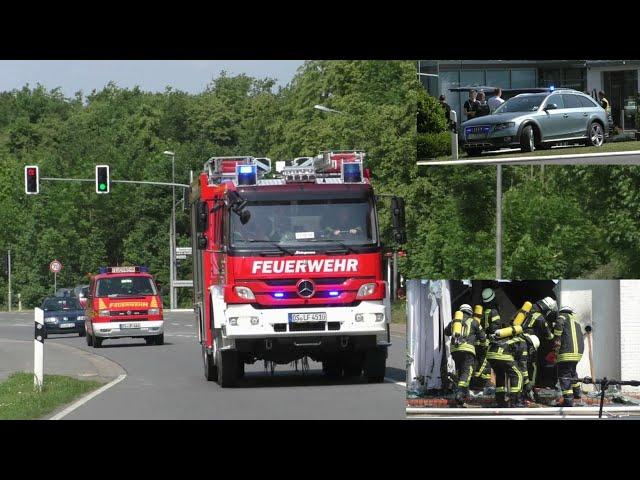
[579,377,640,418]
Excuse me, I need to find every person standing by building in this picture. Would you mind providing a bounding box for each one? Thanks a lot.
[476,91,491,117]
[598,91,611,113]
[488,87,505,113]
[552,306,584,407]
[439,94,452,124]
[444,304,486,407]
[463,90,479,121]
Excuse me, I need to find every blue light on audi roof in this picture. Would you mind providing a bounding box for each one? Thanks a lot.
[329,291,339,297]
[236,164,257,186]
[273,292,285,298]
[342,162,362,183]
[549,85,555,91]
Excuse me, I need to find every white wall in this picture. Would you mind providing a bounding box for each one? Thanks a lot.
[559,280,621,382]
[620,280,640,391]
[586,66,640,93]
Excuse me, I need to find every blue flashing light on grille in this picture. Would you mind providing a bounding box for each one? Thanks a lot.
[329,291,340,297]
[273,292,285,298]
[236,164,258,186]
[342,162,362,183]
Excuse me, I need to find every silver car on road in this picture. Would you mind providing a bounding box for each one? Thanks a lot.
[461,89,609,156]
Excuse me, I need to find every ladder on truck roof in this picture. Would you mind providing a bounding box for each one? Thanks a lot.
[204,156,271,184]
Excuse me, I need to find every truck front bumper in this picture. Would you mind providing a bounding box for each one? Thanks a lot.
[222,301,387,341]
[93,320,164,338]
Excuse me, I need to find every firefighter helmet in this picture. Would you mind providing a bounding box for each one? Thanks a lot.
[559,305,574,315]
[482,288,495,303]
[538,296,557,313]
[523,333,540,350]
[459,304,473,315]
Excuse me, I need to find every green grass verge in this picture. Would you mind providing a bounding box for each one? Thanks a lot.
[434,140,640,161]
[391,300,406,324]
[0,372,102,420]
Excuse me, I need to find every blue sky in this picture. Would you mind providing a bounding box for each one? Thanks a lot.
[0,60,305,97]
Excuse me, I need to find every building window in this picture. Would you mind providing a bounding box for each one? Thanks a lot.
[511,69,537,88]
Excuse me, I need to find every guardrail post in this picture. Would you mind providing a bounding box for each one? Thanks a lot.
[34,307,45,392]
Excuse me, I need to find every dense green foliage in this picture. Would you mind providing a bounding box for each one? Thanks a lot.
[414,88,640,279]
[0,61,417,308]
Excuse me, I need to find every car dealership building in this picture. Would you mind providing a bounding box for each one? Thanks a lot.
[419,60,640,129]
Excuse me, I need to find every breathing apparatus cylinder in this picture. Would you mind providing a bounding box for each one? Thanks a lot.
[452,310,464,337]
[512,301,533,326]
[473,305,483,324]
[494,325,523,339]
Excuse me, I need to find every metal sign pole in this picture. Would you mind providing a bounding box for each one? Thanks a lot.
[496,165,502,279]
[34,307,45,391]
[54,271,57,294]
[7,249,11,312]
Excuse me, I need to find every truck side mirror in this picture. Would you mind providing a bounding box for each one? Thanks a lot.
[197,233,208,250]
[391,196,407,245]
[196,201,209,233]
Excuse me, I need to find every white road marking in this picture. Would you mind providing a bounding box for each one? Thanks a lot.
[185,324,193,327]
[171,322,180,326]
[49,373,127,420]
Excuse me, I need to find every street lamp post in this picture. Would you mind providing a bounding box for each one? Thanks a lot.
[163,150,176,310]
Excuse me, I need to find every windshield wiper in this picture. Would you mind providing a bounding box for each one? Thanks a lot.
[320,240,358,254]
[244,240,294,256]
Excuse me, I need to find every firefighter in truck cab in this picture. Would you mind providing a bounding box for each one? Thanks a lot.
[84,266,164,348]
[190,152,407,387]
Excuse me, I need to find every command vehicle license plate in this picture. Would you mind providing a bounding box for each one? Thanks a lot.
[120,323,141,329]
[60,323,75,328]
[288,312,327,323]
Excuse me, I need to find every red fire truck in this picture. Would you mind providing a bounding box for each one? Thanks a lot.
[190,151,406,387]
[85,266,164,348]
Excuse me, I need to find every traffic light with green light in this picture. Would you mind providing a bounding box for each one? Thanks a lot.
[95,165,110,194]
[24,165,39,194]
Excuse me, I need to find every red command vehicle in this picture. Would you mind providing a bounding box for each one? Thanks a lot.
[85,266,164,348]
[190,151,407,387]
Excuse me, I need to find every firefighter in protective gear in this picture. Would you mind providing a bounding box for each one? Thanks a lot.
[553,306,584,407]
[522,333,540,402]
[444,304,486,406]
[471,289,499,389]
[522,296,557,388]
[485,308,527,407]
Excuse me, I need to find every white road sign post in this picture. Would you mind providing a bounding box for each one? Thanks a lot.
[49,259,62,294]
[34,307,45,391]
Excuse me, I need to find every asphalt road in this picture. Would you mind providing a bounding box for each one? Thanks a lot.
[0,311,406,419]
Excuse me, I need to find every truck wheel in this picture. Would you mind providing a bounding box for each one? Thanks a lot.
[155,334,164,345]
[203,346,218,381]
[520,125,535,152]
[237,358,245,379]
[145,337,155,345]
[363,346,387,383]
[93,335,103,348]
[86,331,93,346]
[216,349,238,388]
[322,359,343,378]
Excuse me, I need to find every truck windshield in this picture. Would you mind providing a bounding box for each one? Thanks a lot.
[494,94,547,113]
[96,276,157,298]
[230,199,377,250]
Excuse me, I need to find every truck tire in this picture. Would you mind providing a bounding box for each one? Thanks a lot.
[217,349,238,388]
[93,335,103,348]
[145,337,155,345]
[322,359,343,379]
[363,346,387,383]
[203,346,218,381]
[237,359,245,379]
[155,334,164,345]
[86,331,93,346]
[520,125,535,152]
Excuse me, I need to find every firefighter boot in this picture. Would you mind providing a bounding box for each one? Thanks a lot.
[455,387,467,407]
[512,392,527,408]
[495,391,508,408]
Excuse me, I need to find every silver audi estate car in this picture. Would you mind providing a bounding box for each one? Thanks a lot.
[461,89,609,156]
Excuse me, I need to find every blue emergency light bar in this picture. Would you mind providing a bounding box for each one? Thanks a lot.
[341,162,363,183]
[236,164,258,186]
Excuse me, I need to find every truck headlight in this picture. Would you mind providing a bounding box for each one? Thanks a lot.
[494,122,515,131]
[45,317,57,323]
[234,286,255,300]
[148,308,160,315]
[356,283,376,298]
[355,313,384,322]
[99,310,110,317]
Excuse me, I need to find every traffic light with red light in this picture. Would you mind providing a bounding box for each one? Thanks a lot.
[95,165,110,194]
[24,165,39,194]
